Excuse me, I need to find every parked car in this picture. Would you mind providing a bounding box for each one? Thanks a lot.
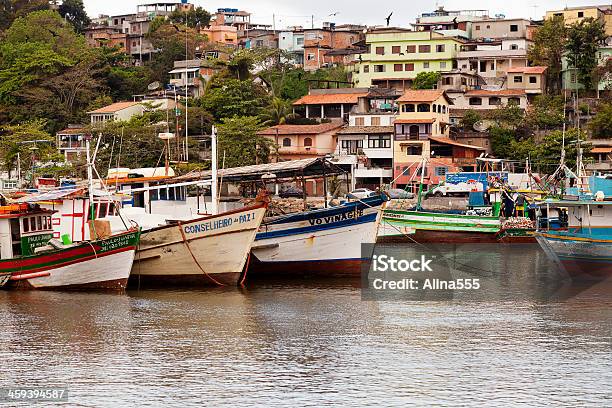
[279,186,304,198]
[386,189,415,199]
[346,188,376,199]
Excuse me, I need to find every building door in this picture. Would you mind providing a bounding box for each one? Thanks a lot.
[409,125,420,139]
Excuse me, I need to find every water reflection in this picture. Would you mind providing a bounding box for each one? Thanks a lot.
[0,246,610,407]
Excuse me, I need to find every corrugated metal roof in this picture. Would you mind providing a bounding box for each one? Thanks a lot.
[176,157,346,183]
[88,101,140,114]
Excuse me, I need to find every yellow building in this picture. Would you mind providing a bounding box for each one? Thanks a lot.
[353,28,465,90]
[546,5,612,36]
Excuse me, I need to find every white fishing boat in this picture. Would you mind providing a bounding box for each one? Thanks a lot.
[0,203,139,290]
[125,202,265,286]
[249,194,387,277]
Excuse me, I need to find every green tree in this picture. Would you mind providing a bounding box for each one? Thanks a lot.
[524,95,565,130]
[0,0,49,30]
[198,76,269,121]
[589,102,612,139]
[58,0,90,33]
[528,15,566,92]
[534,128,588,170]
[168,6,211,28]
[259,97,295,125]
[459,109,481,131]
[0,119,56,177]
[565,17,607,90]
[489,126,516,159]
[490,102,525,130]
[412,71,441,89]
[146,20,207,83]
[216,116,269,168]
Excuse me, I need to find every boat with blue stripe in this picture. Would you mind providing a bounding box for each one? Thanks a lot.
[249,194,387,277]
[535,191,612,280]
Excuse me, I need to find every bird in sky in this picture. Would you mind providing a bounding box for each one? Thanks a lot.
[386,12,393,26]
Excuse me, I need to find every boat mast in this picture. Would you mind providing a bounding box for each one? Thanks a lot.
[211,125,218,215]
[416,157,426,211]
[85,134,95,236]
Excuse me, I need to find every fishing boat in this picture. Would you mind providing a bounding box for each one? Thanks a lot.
[248,194,387,277]
[535,196,612,280]
[129,202,267,286]
[0,203,140,290]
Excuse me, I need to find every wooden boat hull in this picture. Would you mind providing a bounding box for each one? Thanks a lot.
[536,232,612,280]
[3,230,139,291]
[130,205,266,287]
[249,196,385,277]
[379,209,500,243]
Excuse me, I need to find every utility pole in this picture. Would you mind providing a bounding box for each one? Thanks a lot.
[311,15,314,29]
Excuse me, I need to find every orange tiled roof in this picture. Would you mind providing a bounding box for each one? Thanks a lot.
[394,118,436,124]
[397,89,446,103]
[292,92,369,105]
[465,89,526,96]
[506,66,548,74]
[56,127,85,135]
[258,122,344,136]
[88,101,140,114]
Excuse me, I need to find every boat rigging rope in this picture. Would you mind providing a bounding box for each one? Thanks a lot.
[177,221,225,286]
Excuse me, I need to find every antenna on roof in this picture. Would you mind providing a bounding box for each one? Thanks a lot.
[385,12,393,26]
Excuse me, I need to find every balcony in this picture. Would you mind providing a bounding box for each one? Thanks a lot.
[354,165,393,179]
[395,133,431,141]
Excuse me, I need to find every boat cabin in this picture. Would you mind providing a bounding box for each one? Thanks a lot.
[0,204,54,260]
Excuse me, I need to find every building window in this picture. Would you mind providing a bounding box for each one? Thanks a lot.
[436,44,445,52]
[418,45,431,53]
[578,11,584,17]
[376,46,385,55]
[529,76,537,83]
[355,117,365,126]
[392,45,401,54]
[371,117,381,126]
[374,65,385,72]
[401,104,415,112]
[417,103,430,112]
[442,105,446,114]
[423,62,430,69]
[440,61,447,69]
[363,65,370,73]
[475,25,480,30]
[406,45,416,53]
[513,76,523,83]
[489,97,501,105]
[282,138,291,147]
[434,167,448,177]
[307,53,315,61]
[443,77,453,85]
[508,97,521,105]
[510,24,518,32]
[405,63,414,71]
[570,72,577,83]
[394,64,403,72]
[304,137,312,147]
[469,97,482,106]
[296,37,304,45]
[510,44,518,50]
[368,135,391,148]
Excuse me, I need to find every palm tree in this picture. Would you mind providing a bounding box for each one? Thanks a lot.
[260,97,295,126]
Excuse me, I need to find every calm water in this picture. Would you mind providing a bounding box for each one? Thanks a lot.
[1,246,611,407]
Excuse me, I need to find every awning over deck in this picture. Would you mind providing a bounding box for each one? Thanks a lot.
[176,157,347,183]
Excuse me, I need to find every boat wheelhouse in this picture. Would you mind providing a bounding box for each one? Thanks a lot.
[0,204,139,290]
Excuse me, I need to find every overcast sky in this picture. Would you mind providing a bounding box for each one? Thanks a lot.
[84,0,599,28]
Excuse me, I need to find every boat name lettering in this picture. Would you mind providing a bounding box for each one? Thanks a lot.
[184,212,256,235]
[308,209,364,226]
[99,233,136,252]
